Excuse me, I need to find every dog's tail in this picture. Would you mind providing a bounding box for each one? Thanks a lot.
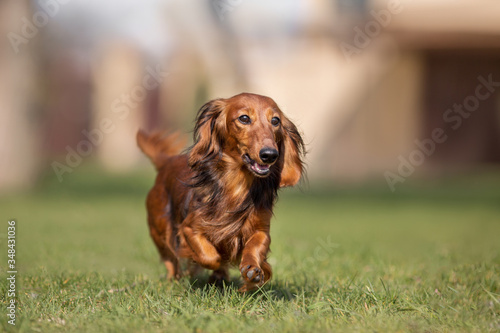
[136,130,187,170]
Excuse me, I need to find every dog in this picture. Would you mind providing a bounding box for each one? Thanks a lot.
[137,92,305,291]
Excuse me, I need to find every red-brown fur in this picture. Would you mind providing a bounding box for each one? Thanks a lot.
[137,93,305,291]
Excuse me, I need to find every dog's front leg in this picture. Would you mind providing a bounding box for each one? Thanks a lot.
[180,225,221,271]
[239,231,272,292]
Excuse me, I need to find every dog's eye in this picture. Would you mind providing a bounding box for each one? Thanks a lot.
[271,117,280,126]
[238,115,251,124]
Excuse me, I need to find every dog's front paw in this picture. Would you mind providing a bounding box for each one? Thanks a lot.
[240,264,264,284]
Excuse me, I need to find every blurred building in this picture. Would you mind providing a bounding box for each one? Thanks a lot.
[341,0,500,181]
[1,0,499,191]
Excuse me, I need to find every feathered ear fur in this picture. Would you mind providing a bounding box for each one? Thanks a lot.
[279,115,305,187]
[188,99,227,169]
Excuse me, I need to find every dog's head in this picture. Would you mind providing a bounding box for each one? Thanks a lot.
[189,93,305,187]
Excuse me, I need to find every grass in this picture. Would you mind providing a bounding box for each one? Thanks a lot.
[1,166,499,332]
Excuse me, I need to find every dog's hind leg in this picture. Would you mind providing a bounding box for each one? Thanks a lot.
[208,267,229,288]
[147,188,181,279]
[149,222,180,278]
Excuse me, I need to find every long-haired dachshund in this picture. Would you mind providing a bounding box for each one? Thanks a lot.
[137,92,305,291]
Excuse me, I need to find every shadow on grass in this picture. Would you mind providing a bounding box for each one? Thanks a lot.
[187,274,241,292]
[186,273,299,302]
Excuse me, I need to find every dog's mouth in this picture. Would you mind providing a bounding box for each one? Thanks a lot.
[243,154,271,176]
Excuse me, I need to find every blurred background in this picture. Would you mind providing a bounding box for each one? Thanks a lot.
[1,0,500,191]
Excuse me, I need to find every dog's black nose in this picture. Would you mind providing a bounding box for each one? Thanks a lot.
[259,148,279,164]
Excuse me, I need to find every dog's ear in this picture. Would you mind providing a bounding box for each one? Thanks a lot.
[279,115,305,187]
[188,99,227,168]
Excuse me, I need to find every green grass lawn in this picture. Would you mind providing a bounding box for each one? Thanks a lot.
[1,167,499,332]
